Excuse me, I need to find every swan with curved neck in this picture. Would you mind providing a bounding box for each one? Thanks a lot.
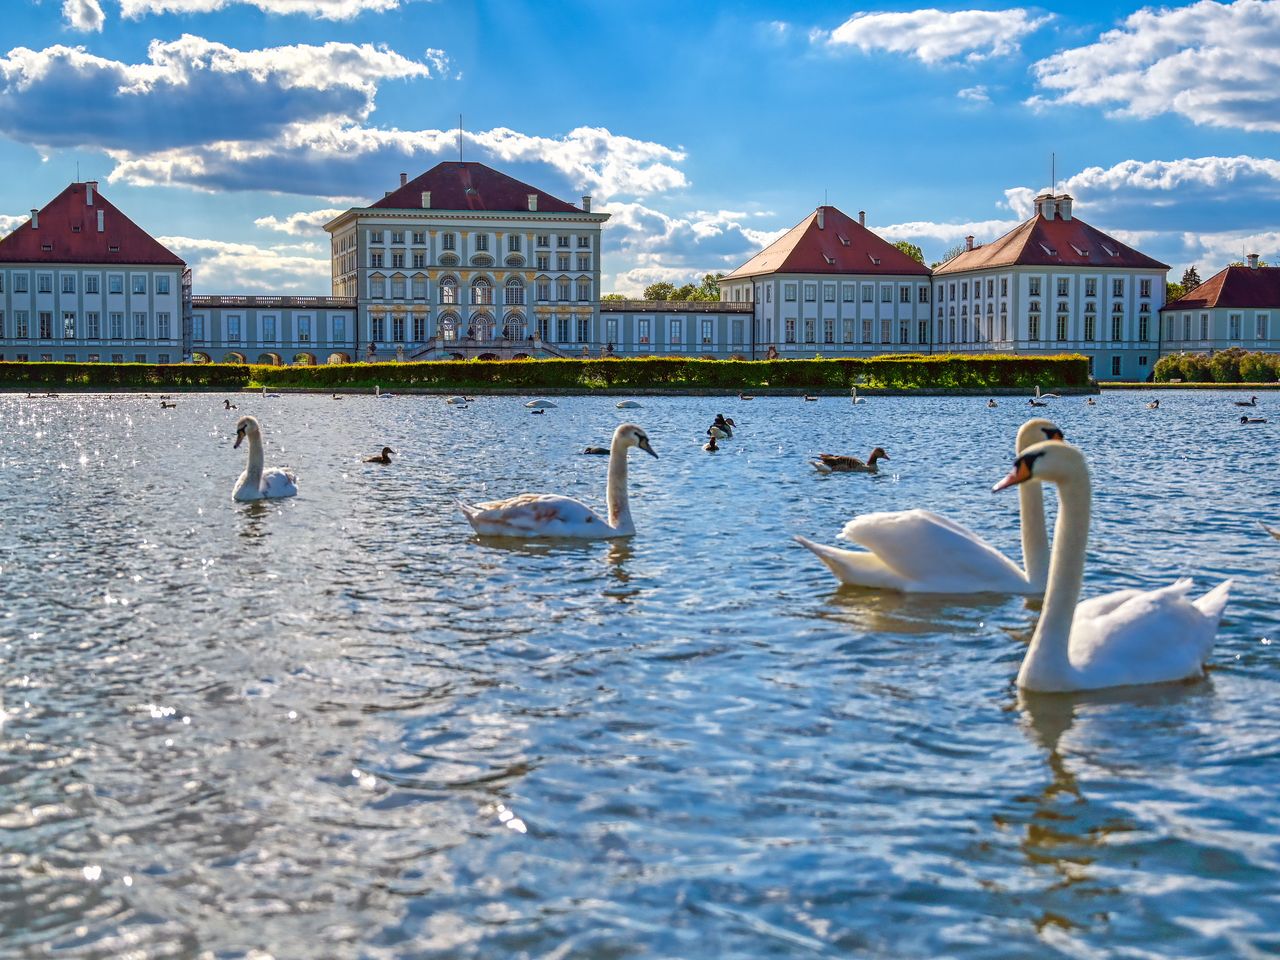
[458,423,657,538]
[794,419,1061,594]
[232,415,297,501]
[994,441,1230,692]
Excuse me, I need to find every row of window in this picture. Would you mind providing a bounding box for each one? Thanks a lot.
[0,310,171,339]
[783,317,930,346]
[3,353,173,363]
[365,251,593,272]
[368,275,592,303]
[190,314,345,343]
[370,231,592,251]
[1167,313,1271,341]
[939,277,1153,301]
[0,273,172,296]
[779,282,929,305]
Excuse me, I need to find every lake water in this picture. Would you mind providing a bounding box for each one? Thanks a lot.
[1,389,1277,959]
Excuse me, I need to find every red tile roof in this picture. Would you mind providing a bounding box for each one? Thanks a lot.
[934,211,1167,274]
[724,206,930,279]
[1161,264,1280,311]
[0,182,184,266]
[370,161,584,213]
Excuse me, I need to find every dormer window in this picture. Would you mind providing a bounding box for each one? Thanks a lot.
[1070,243,1088,256]
[72,225,81,233]
[1038,243,1056,256]
[41,243,52,251]
[108,244,120,252]
[1101,244,1118,257]
[868,255,880,266]
[823,254,836,265]
[837,234,850,246]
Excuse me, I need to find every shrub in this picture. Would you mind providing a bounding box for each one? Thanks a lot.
[0,361,250,390]
[1209,347,1249,383]
[1240,352,1279,382]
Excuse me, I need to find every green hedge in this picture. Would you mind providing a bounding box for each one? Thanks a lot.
[0,361,251,390]
[1153,348,1279,383]
[253,353,1091,391]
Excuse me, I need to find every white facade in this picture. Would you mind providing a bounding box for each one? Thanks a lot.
[190,296,357,364]
[1159,260,1280,356]
[600,301,754,355]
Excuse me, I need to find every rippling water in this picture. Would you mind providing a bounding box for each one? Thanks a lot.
[1,389,1277,958]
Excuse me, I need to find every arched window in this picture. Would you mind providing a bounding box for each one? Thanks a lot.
[439,276,458,305]
[470,311,495,340]
[504,278,525,306]
[472,277,493,306]
[503,312,525,340]
[439,313,458,341]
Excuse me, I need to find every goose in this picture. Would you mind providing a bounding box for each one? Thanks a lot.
[1241,415,1268,424]
[458,423,657,538]
[739,393,755,401]
[987,399,998,408]
[231,415,298,501]
[525,398,557,409]
[707,414,734,439]
[1261,522,1280,541]
[1147,399,1160,410]
[616,400,643,409]
[331,393,342,401]
[795,419,1063,594]
[583,446,610,455]
[704,434,719,452]
[851,386,866,404]
[1235,395,1260,407]
[364,446,395,464]
[993,440,1230,692]
[811,447,890,474]
[1028,398,1049,407]
[223,399,237,410]
[803,395,819,402]
[160,401,176,409]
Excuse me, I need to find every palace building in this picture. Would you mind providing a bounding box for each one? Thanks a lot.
[1160,255,1279,353]
[0,182,188,363]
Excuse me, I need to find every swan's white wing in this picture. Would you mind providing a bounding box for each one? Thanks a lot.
[1067,579,1230,688]
[838,509,1032,593]
[261,468,298,499]
[793,536,910,590]
[459,493,611,538]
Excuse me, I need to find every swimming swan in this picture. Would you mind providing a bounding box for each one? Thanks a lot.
[232,415,298,501]
[1261,522,1280,541]
[795,419,1062,594]
[851,386,866,404]
[993,440,1230,692]
[458,423,657,538]
[525,399,557,409]
[616,400,643,409]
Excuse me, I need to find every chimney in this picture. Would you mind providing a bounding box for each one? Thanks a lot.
[816,207,825,230]
[1035,193,1056,220]
[399,172,407,187]
[965,235,974,252]
[86,181,96,205]
[1056,194,1073,221]
[97,209,104,232]
[581,195,591,213]
[527,193,537,212]
[1248,253,1260,270]
[421,191,431,209]
[858,210,866,227]
[30,208,38,229]
[384,190,391,198]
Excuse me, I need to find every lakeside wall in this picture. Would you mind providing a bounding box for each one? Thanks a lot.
[0,354,1092,393]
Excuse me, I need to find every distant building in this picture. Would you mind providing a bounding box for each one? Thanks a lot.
[599,299,754,356]
[1159,255,1279,353]
[719,205,932,358]
[324,162,609,359]
[0,182,188,363]
[933,194,1169,381]
[189,295,357,365]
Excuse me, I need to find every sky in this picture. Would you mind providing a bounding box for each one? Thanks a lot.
[2,0,1279,295]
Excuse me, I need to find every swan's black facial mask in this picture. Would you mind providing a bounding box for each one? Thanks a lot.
[1042,427,1064,441]
[992,450,1046,491]
[234,427,246,449]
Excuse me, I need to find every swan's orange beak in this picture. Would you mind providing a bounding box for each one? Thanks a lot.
[992,457,1033,491]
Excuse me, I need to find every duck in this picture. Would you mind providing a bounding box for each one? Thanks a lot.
[1028,398,1049,407]
[531,408,546,415]
[160,401,176,409]
[331,393,342,401]
[1261,522,1280,541]
[525,398,557,409]
[987,399,998,408]
[704,434,719,452]
[231,415,298,501]
[1085,397,1097,406]
[738,393,754,401]
[458,423,657,538]
[851,386,866,404]
[223,398,237,410]
[1147,398,1160,410]
[583,446,610,455]
[803,395,819,402]
[1235,395,1260,407]
[364,446,395,464]
[1241,415,1268,424]
[810,447,889,474]
[616,400,643,409]
[992,440,1230,692]
[706,414,734,439]
[795,420,1064,595]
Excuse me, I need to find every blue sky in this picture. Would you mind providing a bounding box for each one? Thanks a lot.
[3,0,1279,294]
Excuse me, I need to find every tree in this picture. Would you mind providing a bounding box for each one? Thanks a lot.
[601,293,626,301]
[893,240,925,264]
[643,281,676,301]
[644,274,724,302]
[931,242,969,268]
[1229,258,1269,267]
[696,272,724,301]
[1165,281,1186,304]
[1181,266,1201,291]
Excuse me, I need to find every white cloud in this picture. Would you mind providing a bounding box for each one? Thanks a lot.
[255,208,345,235]
[62,0,105,32]
[819,8,1052,63]
[159,235,330,293]
[957,84,990,102]
[1030,0,1280,132]
[120,0,422,20]
[0,213,29,237]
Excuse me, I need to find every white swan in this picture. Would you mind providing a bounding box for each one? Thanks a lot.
[794,419,1062,594]
[260,385,281,399]
[458,423,657,538]
[1034,385,1060,400]
[993,440,1230,692]
[232,415,298,501]
[851,386,866,404]
[525,398,557,409]
[445,396,468,405]
[616,400,642,409]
